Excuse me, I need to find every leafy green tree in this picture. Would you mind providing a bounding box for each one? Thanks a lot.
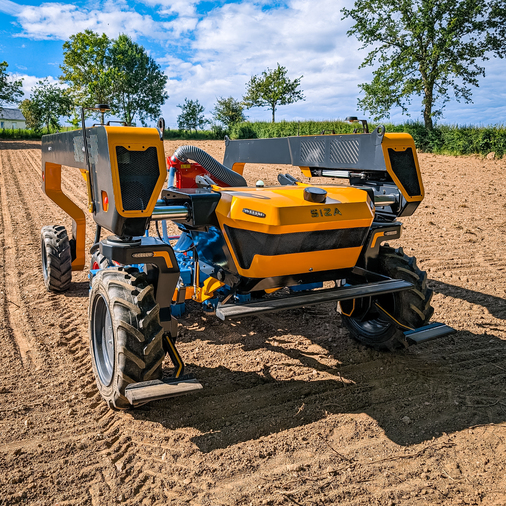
[60,31,168,126]
[60,30,112,124]
[0,61,23,111]
[342,0,506,129]
[108,35,168,126]
[25,79,74,133]
[177,98,207,133]
[19,99,42,131]
[243,63,304,123]
[212,96,246,127]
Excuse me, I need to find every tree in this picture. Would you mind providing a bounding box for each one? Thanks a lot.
[108,35,168,126]
[60,31,168,126]
[0,61,23,111]
[24,79,73,133]
[243,63,304,123]
[212,96,246,127]
[60,30,112,124]
[19,99,41,131]
[177,98,207,132]
[342,0,506,129]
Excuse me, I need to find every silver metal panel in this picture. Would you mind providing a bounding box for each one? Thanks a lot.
[222,126,388,172]
[42,129,87,169]
[216,279,412,320]
[300,139,326,164]
[125,378,203,405]
[223,137,292,168]
[287,128,386,170]
[330,138,360,164]
[73,136,85,163]
[41,127,106,169]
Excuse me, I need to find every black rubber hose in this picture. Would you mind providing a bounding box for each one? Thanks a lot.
[173,145,247,187]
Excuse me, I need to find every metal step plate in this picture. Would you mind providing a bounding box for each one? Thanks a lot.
[404,322,455,345]
[216,279,413,320]
[125,378,203,406]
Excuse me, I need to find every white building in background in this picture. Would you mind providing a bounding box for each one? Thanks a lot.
[0,108,26,129]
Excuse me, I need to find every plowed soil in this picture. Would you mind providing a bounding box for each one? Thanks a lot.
[1,139,505,506]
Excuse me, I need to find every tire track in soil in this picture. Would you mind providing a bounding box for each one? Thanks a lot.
[0,142,190,505]
[0,142,117,505]
[0,147,41,369]
[0,145,89,374]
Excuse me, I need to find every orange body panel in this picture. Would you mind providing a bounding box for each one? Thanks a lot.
[42,162,86,270]
[215,184,374,278]
[381,133,424,202]
[105,126,167,218]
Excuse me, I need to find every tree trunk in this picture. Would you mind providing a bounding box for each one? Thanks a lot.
[423,84,433,130]
[271,104,276,123]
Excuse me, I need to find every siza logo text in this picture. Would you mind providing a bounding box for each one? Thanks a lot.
[311,208,342,218]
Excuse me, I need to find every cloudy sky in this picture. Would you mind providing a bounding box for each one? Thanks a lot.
[0,0,505,128]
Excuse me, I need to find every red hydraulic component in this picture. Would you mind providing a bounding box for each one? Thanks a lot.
[167,156,230,188]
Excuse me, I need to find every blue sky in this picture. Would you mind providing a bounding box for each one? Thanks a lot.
[0,0,505,128]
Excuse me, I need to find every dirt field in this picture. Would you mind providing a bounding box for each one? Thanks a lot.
[0,138,505,506]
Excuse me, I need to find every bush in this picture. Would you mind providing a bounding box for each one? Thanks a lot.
[229,123,258,139]
[163,129,222,140]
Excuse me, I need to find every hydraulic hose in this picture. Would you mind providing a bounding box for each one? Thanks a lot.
[173,145,247,187]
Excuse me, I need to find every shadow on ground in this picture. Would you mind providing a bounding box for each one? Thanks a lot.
[0,141,41,150]
[430,279,506,320]
[129,305,506,451]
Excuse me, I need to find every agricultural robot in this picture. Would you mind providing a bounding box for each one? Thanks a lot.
[40,109,454,409]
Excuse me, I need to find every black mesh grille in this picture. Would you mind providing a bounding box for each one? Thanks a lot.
[224,225,369,270]
[116,146,160,211]
[388,148,421,197]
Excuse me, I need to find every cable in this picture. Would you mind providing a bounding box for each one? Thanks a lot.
[374,302,414,331]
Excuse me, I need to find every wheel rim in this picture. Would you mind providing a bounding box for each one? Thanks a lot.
[41,238,48,281]
[347,295,396,340]
[92,294,115,386]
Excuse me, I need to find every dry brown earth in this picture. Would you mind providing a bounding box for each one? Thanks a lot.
[0,139,505,505]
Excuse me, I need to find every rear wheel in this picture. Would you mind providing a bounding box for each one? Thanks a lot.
[89,243,114,287]
[89,268,165,409]
[90,243,114,271]
[41,225,72,292]
[340,245,433,350]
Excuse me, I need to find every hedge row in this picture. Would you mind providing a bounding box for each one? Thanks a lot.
[2,122,505,157]
[0,126,224,141]
[0,127,43,139]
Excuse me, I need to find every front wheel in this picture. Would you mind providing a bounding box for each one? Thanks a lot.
[89,268,165,409]
[40,225,72,292]
[340,246,434,350]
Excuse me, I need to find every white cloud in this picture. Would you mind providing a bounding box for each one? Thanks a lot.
[159,0,366,127]
[134,0,199,16]
[0,0,22,15]
[12,73,61,99]
[5,0,171,40]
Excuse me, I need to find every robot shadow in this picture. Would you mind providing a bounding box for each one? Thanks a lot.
[131,316,506,452]
[430,279,506,320]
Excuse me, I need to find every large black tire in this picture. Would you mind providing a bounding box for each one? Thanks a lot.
[89,243,114,287]
[341,245,434,350]
[90,243,114,271]
[89,268,165,409]
[41,225,72,292]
